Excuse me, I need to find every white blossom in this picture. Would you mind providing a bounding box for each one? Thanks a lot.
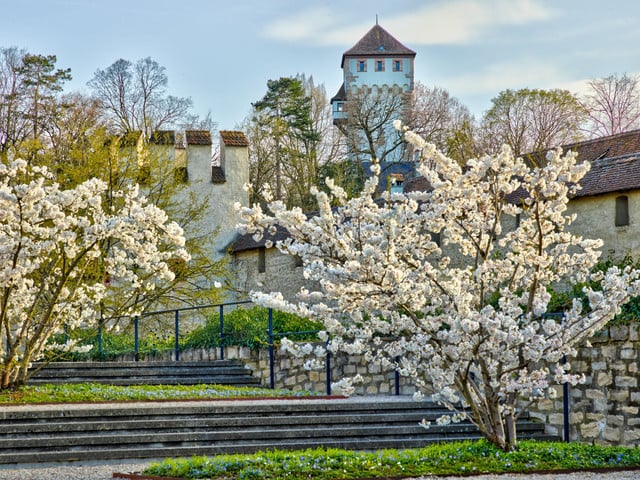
[238,127,640,451]
[0,160,189,389]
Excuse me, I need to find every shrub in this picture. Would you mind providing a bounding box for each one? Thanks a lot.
[183,306,322,350]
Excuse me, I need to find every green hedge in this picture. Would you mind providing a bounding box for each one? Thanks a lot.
[47,306,323,360]
[184,306,322,350]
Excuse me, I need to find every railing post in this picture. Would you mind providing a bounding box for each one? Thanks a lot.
[268,308,275,389]
[219,304,224,360]
[395,356,401,396]
[560,313,570,442]
[563,378,570,442]
[97,318,103,359]
[174,310,180,361]
[326,339,331,395]
[134,316,139,362]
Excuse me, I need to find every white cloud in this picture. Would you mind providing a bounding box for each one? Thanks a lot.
[442,60,565,96]
[264,0,554,46]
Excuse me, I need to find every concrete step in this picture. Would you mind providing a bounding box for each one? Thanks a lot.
[0,398,556,465]
[28,360,261,386]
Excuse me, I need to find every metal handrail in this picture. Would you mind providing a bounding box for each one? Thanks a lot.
[93,300,407,397]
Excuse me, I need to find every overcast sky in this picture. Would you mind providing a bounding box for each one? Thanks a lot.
[2,0,639,131]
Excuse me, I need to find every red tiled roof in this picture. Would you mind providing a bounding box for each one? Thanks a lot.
[342,24,415,67]
[186,130,211,145]
[220,130,248,147]
[409,130,640,199]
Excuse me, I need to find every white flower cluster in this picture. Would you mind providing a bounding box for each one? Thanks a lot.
[0,160,189,388]
[238,122,640,450]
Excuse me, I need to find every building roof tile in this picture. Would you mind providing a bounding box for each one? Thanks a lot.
[331,82,346,103]
[575,154,640,197]
[341,24,415,67]
[185,130,211,145]
[220,130,249,147]
[231,226,290,253]
[564,129,640,162]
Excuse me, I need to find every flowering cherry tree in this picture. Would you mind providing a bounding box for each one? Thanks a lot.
[0,160,189,389]
[239,124,640,451]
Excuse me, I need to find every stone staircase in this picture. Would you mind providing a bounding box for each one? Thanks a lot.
[0,397,556,465]
[28,360,261,387]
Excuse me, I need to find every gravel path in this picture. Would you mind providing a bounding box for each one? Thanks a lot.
[0,463,638,480]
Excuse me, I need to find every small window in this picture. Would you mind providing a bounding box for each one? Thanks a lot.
[375,60,384,72]
[336,102,344,112]
[515,213,521,228]
[357,60,366,72]
[294,255,303,267]
[615,196,630,227]
[258,247,266,273]
[393,59,402,72]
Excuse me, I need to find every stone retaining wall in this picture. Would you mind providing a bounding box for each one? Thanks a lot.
[150,344,415,396]
[529,324,640,446]
[142,325,640,445]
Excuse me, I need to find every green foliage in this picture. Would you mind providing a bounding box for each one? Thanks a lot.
[145,440,640,479]
[548,255,640,324]
[184,306,322,350]
[45,326,175,361]
[48,306,322,360]
[0,383,314,405]
[481,87,585,156]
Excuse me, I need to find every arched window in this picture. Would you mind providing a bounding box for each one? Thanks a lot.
[615,195,630,227]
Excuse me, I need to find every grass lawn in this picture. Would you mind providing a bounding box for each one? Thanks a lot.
[4,384,640,479]
[0,383,316,404]
[144,440,640,479]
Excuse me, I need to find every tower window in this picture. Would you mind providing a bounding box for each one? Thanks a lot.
[357,60,367,72]
[375,60,384,72]
[393,59,402,72]
[335,102,344,112]
[615,195,630,227]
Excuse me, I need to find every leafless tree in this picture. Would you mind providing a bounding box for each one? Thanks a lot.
[581,73,640,137]
[405,82,476,166]
[337,85,410,164]
[88,57,193,135]
[481,88,586,157]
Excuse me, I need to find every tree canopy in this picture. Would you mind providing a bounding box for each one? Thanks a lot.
[0,159,189,389]
[240,124,640,451]
[87,57,195,135]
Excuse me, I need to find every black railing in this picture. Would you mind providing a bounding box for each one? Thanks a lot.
[93,301,405,396]
[98,301,252,362]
